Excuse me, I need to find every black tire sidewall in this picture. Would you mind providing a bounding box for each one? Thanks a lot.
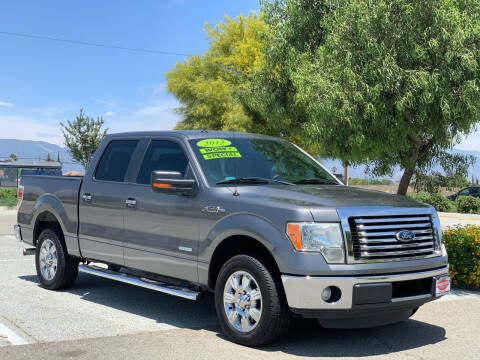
[35,229,68,289]
[214,254,287,346]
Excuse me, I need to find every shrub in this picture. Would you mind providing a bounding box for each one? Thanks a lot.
[0,188,17,208]
[443,226,480,289]
[455,196,480,214]
[408,193,454,213]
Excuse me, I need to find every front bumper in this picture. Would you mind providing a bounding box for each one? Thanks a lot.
[281,266,449,311]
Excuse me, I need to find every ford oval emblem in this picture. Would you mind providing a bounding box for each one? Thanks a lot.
[395,230,416,242]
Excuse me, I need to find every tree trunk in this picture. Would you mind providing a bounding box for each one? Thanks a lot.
[343,162,348,185]
[397,167,414,195]
[396,132,425,196]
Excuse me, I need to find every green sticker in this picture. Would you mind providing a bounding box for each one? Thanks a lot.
[197,139,231,147]
[199,146,238,154]
[203,152,242,160]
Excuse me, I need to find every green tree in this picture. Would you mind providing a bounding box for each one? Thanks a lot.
[46,153,52,162]
[166,13,267,132]
[9,154,17,161]
[60,109,108,169]
[290,0,480,195]
[241,0,333,153]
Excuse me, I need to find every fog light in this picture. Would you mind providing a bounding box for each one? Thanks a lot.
[321,286,342,303]
[321,287,332,302]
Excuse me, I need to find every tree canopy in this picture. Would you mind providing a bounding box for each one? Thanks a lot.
[166,13,267,132]
[240,0,333,152]
[166,0,480,194]
[291,0,480,194]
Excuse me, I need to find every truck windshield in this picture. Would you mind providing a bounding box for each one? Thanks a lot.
[188,137,339,186]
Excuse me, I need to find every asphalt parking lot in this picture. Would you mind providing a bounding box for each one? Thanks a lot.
[1,210,480,359]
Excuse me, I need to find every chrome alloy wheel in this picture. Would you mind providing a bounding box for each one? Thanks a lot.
[223,270,262,333]
[39,239,58,281]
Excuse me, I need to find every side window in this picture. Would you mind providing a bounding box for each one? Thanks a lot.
[95,140,139,182]
[136,140,190,185]
[459,188,470,196]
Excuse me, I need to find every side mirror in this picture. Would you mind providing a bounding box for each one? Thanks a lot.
[151,171,195,196]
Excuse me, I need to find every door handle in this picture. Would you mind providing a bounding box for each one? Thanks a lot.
[82,193,92,202]
[125,198,137,207]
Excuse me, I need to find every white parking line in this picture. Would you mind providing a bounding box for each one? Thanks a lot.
[0,323,29,346]
[0,259,32,262]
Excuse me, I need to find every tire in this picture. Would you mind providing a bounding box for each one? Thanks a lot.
[35,228,79,290]
[214,254,291,347]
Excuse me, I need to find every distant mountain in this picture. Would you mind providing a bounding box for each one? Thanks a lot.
[0,139,83,172]
[319,149,480,183]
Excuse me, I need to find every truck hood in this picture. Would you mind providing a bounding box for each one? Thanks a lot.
[238,184,429,210]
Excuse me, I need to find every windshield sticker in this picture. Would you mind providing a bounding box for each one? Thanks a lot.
[197,139,231,147]
[199,146,238,154]
[203,152,242,160]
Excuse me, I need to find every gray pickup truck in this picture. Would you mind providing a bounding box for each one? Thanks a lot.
[14,131,450,346]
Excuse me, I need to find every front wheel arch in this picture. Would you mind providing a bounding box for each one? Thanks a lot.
[208,235,281,291]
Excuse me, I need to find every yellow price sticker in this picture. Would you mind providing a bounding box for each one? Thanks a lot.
[199,146,238,154]
[203,152,242,160]
[197,139,232,147]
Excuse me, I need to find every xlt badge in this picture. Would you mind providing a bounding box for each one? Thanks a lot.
[202,206,226,214]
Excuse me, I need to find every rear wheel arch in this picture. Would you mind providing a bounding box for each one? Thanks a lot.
[33,211,64,246]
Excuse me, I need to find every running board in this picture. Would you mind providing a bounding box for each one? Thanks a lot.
[78,264,200,300]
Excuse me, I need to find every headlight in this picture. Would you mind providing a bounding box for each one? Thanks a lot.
[286,223,345,264]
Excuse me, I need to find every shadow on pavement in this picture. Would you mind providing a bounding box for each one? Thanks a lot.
[19,272,219,330]
[251,317,446,357]
[20,273,446,356]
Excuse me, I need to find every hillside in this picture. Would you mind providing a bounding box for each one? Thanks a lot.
[0,139,83,172]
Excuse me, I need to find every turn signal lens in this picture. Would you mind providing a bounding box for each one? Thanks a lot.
[286,223,302,250]
[153,183,172,188]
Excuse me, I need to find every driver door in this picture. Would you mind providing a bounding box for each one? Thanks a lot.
[123,138,200,283]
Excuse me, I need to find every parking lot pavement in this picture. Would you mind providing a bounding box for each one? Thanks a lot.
[1,211,480,359]
[438,212,480,229]
[0,210,16,235]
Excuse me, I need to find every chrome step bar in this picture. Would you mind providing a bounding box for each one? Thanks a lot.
[78,264,200,300]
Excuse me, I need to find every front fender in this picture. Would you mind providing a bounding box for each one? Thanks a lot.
[198,212,338,284]
[198,213,293,274]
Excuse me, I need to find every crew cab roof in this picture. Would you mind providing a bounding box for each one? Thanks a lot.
[106,130,280,141]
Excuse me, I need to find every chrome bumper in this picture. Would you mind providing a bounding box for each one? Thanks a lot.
[13,225,22,242]
[281,266,449,310]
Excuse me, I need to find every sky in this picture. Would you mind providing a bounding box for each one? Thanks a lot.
[0,0,259,145]
[0,0,479,151]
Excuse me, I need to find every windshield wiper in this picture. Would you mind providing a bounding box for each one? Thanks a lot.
[216,177,294,186]
[294,178,338,185]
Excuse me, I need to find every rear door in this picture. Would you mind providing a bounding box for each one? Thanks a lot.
[79,139,140,264]
[123,138,200,283]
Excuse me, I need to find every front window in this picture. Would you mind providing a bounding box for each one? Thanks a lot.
[189,137,339,186]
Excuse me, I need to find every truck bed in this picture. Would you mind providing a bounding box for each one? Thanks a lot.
[17,175,83,250]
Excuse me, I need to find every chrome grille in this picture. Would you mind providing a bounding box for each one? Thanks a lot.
[349,215,436,261]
